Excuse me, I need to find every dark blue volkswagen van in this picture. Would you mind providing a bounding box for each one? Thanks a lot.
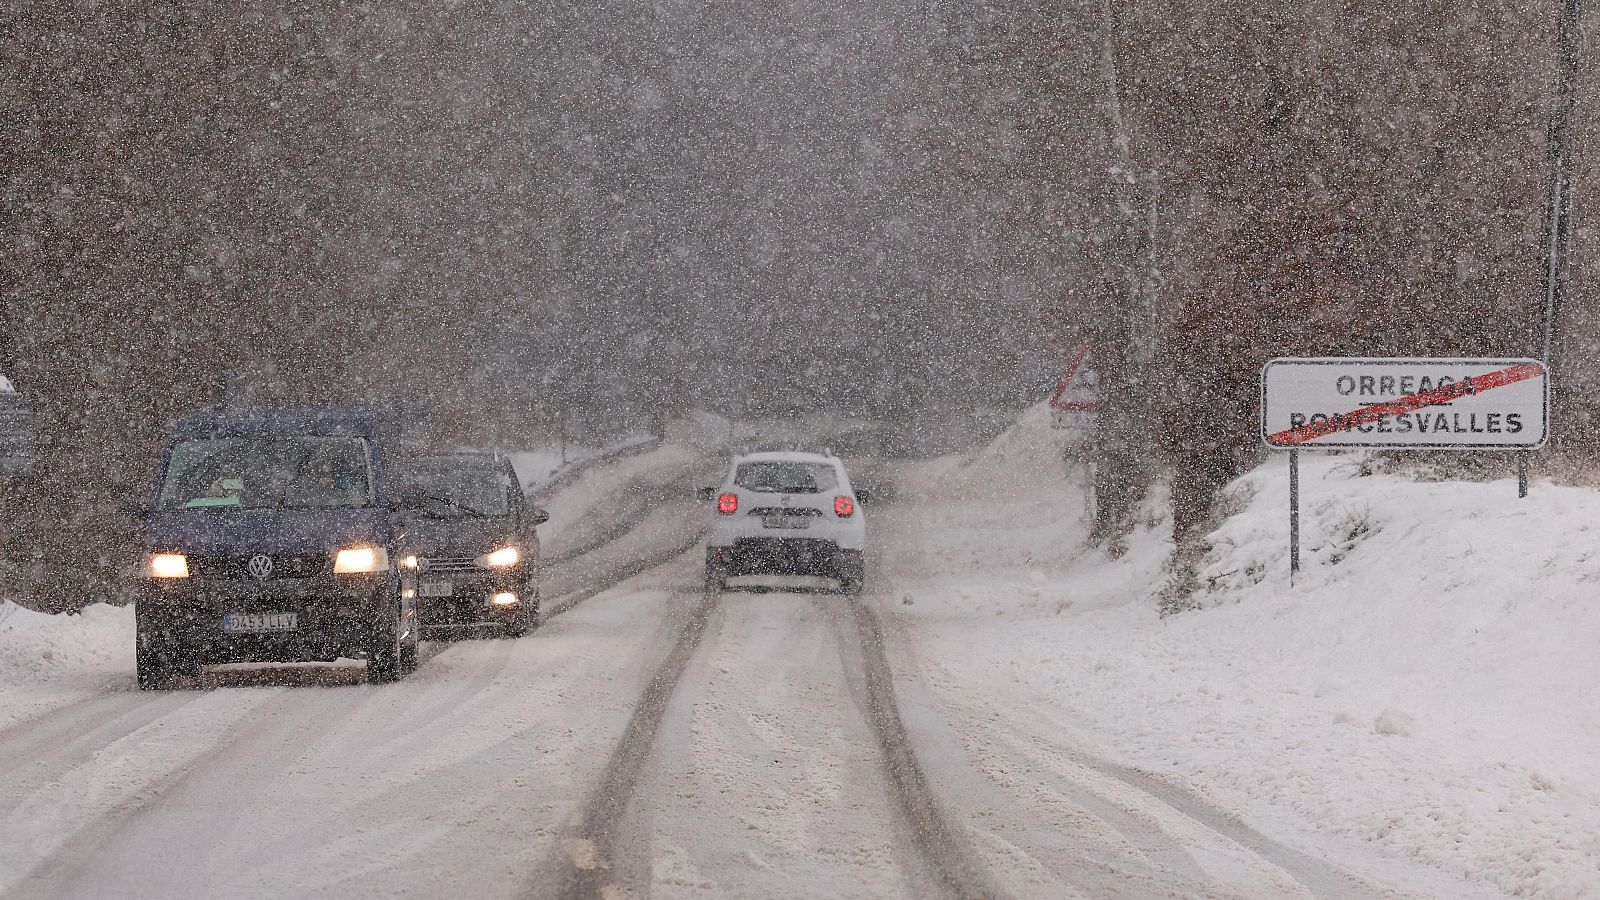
[134,407,419,689]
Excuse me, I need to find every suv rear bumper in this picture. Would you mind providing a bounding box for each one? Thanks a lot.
[137,573,410,665]
[709,538,861,579]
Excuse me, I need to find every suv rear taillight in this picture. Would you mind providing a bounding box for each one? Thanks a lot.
[718,493,739,515]
[834,495,855,517]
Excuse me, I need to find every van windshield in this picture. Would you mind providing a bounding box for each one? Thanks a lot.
[157,435,375,510]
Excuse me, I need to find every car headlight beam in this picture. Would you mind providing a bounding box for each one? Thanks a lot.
[479,546,520,569]
[334,546,390,574]
[149,553,190,579]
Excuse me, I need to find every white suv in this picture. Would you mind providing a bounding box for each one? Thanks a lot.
[701,451,868,593]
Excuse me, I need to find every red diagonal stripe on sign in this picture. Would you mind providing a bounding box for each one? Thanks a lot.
[1267,363,1545,447]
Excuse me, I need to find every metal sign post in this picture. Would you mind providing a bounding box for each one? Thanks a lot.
[1262,358,1550,579]
[1289,449,1300,580]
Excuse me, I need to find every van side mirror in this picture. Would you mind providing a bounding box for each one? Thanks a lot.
[695,487,717,502]
[527,507,551,527]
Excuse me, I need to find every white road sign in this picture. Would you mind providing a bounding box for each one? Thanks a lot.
[1261,358,1548,449]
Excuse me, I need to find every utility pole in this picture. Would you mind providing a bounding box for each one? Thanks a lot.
[1540,0,1584,375]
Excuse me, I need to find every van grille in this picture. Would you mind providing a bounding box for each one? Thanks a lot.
[189,554,328,580]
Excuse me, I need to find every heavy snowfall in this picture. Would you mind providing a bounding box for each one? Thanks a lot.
[4,1,1600,898]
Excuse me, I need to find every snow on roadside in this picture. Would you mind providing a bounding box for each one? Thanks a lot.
[539,442,705,559]
[0,601,132,730]
[506,431,658,493]
[882,405,1600,898]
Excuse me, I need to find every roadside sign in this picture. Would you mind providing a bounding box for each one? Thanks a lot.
[0,393,35,476]
[1261,358,1548,450]
[1050,345,1100,431]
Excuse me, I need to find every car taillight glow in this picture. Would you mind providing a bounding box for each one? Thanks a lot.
[834,495,855,517]
[718,493,739,515]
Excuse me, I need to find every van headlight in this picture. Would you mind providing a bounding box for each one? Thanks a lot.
[333,547,389,574]
[478,546,520,568]
[148,553,190,579]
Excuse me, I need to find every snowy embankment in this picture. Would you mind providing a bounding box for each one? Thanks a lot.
[0,603,131,731]
[882,404,1600,898]
[506,431,659,494]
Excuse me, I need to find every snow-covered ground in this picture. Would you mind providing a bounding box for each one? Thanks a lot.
[505,431,659,493]
[0,602,132,733]
[4,403,1598,897]
[875,404,1600,898]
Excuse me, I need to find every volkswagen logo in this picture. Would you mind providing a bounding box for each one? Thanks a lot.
[247,554,274,579]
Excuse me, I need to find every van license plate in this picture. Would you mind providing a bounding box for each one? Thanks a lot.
[420,581,454,598]
[222,613,297,633]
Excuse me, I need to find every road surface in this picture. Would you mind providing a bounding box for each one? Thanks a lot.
[0,462,1413,899]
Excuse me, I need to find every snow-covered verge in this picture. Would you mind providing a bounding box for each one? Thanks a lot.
[506,431,659,493]
[880,404,1600,898]
[0,602,132,730]
[538,441,708,561]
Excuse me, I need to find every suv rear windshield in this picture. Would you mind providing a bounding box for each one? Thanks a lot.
[401,463,513,518]
[157,435,375,510]
[734,461,840,494]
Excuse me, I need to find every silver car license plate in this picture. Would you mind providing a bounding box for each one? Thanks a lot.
[222,612,297,633]
[763,514,810,530]
[419,580,455,598]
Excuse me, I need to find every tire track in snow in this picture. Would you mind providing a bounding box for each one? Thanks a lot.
[552,584,721,900]
[0,691,205,801]
[544,529,707,620]
[837,594,1009,900]
[544,460,707,565]
[0,688,320,898]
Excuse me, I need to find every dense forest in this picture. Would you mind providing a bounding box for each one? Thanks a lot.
[3,0,1597,608]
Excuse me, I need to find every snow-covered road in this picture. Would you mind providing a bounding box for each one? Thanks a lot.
[0,435,1540,899]
[0,553,703,899]
[0,534,1394,898]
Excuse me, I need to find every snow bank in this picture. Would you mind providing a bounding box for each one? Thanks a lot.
[506,431,658,493]
[0,373,13,393]
[0,601,132,730]
[538,441,707,562]
[885,431,1600,897]
[894,400,1081,505]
